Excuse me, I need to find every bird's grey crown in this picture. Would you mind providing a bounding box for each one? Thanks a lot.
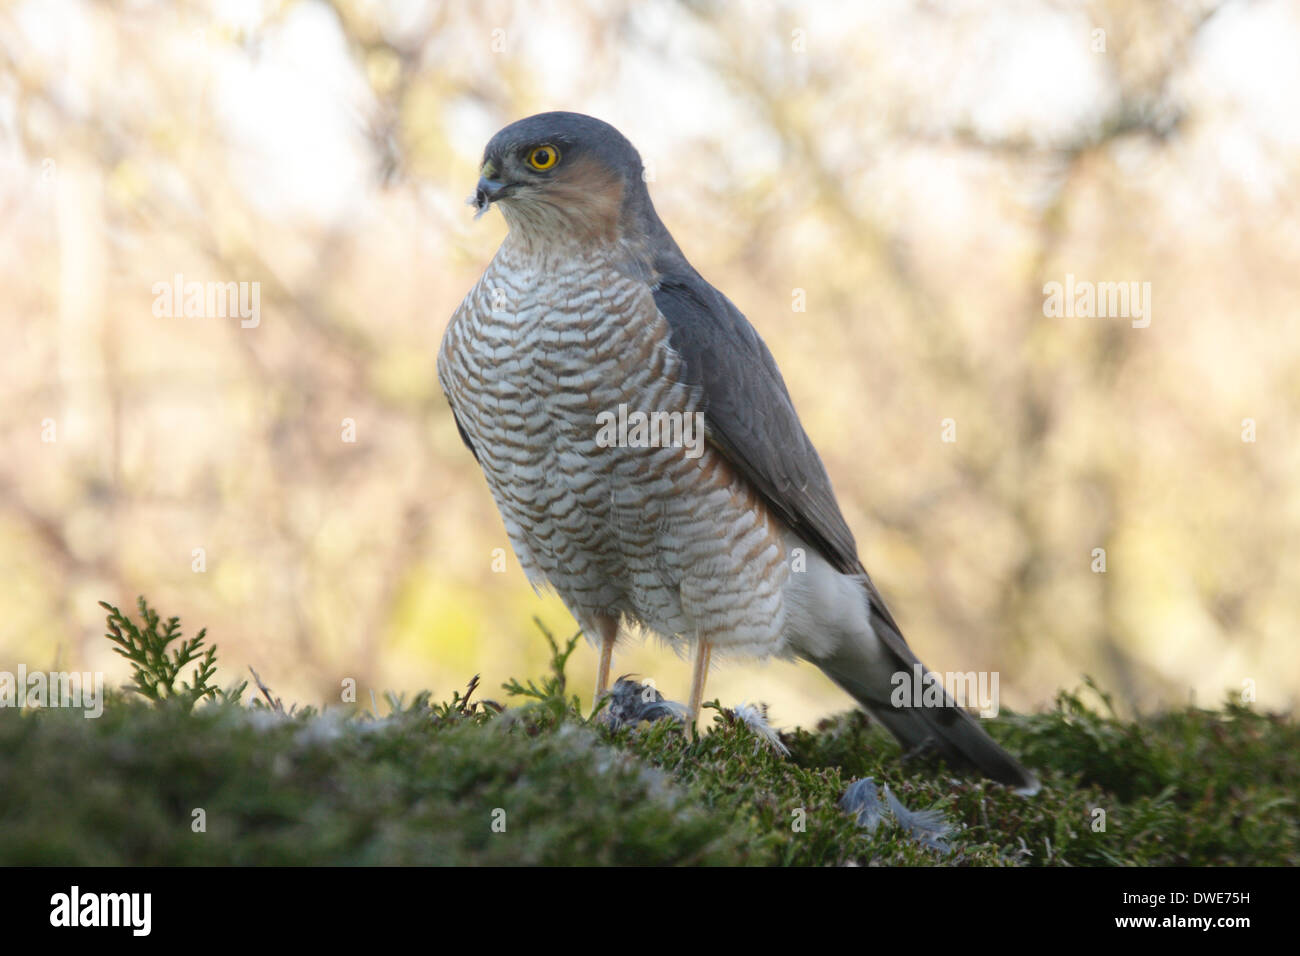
[483,111,684,266]
[482,111,643,181]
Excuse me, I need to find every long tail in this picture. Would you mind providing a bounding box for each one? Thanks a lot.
[809,582,1039,795]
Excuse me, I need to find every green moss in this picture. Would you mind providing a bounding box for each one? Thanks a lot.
[0,600,1294,865]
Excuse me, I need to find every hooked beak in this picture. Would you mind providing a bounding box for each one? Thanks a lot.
[472,176,510,217]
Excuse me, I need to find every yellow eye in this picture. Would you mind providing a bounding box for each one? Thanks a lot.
[526,145,560,171]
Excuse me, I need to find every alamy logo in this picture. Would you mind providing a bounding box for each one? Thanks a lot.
[49,886,151,936]
[1042,274,1151,328]
[152,273,260,328]
[890,664,1000,718]
[595,403,705,460]
[0,667,103,718]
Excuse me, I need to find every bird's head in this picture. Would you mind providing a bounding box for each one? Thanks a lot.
[471,112,661,248]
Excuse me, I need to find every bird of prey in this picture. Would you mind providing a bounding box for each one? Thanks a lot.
[438,112,1038,793]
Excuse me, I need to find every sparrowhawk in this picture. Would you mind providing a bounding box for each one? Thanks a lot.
[438,112,1037,793]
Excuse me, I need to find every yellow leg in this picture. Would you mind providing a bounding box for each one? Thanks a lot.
[686,639,712,729]
[593,616,617,706]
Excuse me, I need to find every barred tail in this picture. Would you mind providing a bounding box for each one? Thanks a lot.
[810,586,1039,795]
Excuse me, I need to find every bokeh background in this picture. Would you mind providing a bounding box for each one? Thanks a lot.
[2,0,1297,727]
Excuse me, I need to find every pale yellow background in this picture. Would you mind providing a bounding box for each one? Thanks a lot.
[2,0,1297,727]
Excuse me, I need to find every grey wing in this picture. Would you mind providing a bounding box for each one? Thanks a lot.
[652,272,862,573]
[652,272,907,636]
